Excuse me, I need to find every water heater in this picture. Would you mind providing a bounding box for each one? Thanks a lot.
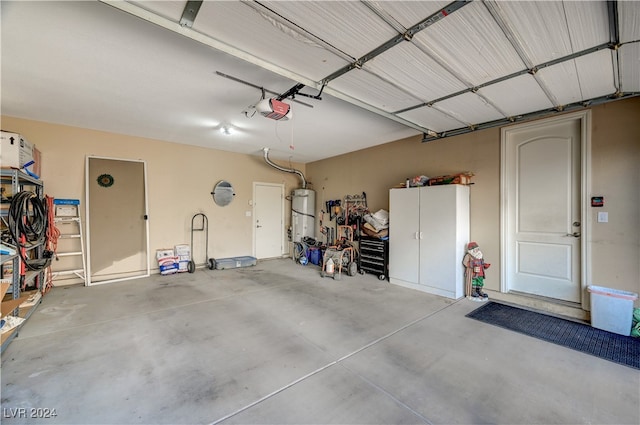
[291,189,315,242]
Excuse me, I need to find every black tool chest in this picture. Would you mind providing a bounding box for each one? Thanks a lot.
[358,236,388,280]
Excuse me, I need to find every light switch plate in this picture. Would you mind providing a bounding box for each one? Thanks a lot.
[597,211,608,223]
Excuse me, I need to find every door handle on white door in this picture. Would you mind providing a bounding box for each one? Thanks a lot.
[419,232,423,239]
[565,232,580,237]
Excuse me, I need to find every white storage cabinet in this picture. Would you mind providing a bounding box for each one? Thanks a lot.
[389,185,469,299]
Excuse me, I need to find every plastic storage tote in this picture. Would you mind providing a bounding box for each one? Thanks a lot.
[588,285,638,336]
[214,256,257,270]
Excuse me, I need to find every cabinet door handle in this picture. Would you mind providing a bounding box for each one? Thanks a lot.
[415,232,419,240]
[419,232,423,239]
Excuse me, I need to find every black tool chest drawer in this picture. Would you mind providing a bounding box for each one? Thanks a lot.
[358,237,388,280]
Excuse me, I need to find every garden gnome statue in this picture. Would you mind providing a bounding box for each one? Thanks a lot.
[463,242,490,300]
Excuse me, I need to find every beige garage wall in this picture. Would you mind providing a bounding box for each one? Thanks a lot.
[306,126,501,290]
[306,97,640,300]
[589,99,640,295]
[1,116,304,280]
[3,96,638,299]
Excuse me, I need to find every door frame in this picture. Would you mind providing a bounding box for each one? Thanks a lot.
[500,110,592,307]
[85,155,151,286]
[252,182,285,259]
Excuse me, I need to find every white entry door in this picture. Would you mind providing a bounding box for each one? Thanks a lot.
[253,182,284,259]
[502,113,586,303]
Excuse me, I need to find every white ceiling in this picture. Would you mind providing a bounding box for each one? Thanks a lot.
[1,1,638,163]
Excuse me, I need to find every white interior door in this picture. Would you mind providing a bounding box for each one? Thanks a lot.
[253,182,284,259]
[86,156,150,285]
[502,115,583,302]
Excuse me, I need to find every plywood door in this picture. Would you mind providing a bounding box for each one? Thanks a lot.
[86,157,149,285]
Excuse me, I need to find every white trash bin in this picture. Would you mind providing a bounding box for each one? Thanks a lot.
[587,285,638,336]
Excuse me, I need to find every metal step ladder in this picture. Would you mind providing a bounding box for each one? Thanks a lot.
[51,200,86,285]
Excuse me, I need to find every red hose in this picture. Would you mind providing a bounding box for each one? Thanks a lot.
[43,195,60,294]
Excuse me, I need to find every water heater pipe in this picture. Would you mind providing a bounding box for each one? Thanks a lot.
[262,147,307,189]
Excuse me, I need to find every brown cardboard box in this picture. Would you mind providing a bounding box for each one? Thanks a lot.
[32,146,42,177]
[427,172,474,186]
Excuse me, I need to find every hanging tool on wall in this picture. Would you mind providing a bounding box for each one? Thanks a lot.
[342,192,369,239]
[334,200,341,219]
[7,191,54,290]
[319,210,325,234]
[326,200,342,221]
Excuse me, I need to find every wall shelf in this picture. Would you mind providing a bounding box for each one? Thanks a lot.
[1,168,46,353]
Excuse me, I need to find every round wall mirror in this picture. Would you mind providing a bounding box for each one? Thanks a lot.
[212,180,235,206]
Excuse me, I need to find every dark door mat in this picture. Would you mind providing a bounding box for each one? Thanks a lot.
[466,301,640,370]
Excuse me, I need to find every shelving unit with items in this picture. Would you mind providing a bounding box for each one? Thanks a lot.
[1,168,49,352]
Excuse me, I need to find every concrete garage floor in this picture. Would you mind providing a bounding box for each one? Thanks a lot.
[2,258,638,425]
